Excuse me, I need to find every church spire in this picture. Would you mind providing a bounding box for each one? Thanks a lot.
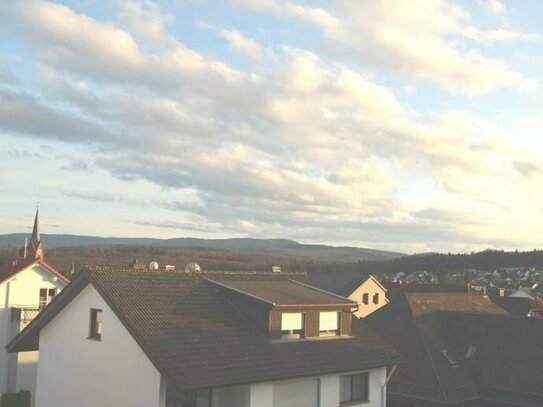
[31,205,40,250]
[30,205,44,260]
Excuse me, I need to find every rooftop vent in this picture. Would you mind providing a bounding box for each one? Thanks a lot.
[184,262,201,273]
[440,350,459,368]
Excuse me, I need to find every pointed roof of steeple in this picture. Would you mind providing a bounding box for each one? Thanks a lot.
[30,206,40,250]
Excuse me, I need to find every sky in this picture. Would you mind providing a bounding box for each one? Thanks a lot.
[1,0,543,254]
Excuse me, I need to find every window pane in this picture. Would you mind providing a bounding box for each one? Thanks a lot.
[48,288,56,298]
[96,310,103,334]
[319,312,339,331]
[362,293,369,305]
[273,378,318,407]
[373,293,379,304]
[281,313,303,330]
[339,375,351,402]
[351,374,368,401]
[39,289,47,307]
[195,390,211,407]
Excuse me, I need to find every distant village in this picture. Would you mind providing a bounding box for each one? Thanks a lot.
[1,210,543,407]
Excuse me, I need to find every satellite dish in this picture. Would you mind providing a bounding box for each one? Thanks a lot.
[149,261,159,271]
[184,262,201,273]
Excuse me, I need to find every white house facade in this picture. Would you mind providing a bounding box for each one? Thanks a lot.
[7,268,402,407]
[348,276,389,318]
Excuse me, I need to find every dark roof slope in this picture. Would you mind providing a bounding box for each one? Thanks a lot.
[209,279,355,306]
[405,292,508,317]
[366,292,478,405]
[310,271,370,296]
[491,296,532,317]
[8,267,402,393]
[366,291,543,406]
[444,311,543,405]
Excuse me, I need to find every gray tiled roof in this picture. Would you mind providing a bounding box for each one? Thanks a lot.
[8,267,403,393]
[310,271,370,296]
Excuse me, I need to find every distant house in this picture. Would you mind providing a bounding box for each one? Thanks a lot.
[311,273,389,318]
[0,209,69,405]
[7,267,403,407]
[366,291,543,406]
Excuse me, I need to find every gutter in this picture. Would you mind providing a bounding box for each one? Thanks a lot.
[382,365,397,407]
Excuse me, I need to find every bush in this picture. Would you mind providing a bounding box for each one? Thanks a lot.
[0,390,31,407]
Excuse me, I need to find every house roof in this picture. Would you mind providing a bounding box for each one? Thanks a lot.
[405,292,508,317]
[366,291,543,406]
[7,267,403,393]
[208,278,356,307]
[310,272,376,297]
[0,257,69,285]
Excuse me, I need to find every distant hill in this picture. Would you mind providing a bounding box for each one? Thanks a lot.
[0,234,404,264]
[358,249,543,275]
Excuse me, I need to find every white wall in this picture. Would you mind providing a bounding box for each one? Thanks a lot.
[0,264,66,399]
[247,367,387,407]
[34,284,164,407]
[349,278,389,318]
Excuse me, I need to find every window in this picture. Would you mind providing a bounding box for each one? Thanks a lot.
[281,312,304,339]
[38,288,57,309]
[319,311,340,337]
[373,293,379,304]
[362,293,369,305]
[273,378,319,407]
[193,389,211,407]
[89,308,103,340]
[340,373,369,404]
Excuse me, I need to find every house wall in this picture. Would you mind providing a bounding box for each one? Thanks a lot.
[34,284,164,407]
[247,367,387,407]
[0,264,66,400]
[349,278,389,318]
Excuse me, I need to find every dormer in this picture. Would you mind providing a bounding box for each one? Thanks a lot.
[207,278,357,340]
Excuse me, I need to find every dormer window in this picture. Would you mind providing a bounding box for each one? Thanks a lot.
[281,312,304,339]
[319,311,340,337]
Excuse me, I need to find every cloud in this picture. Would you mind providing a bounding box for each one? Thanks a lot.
[237,0,539,96]
[0,88,117,143]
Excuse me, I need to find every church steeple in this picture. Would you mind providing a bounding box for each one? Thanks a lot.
[29,206,44,260]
